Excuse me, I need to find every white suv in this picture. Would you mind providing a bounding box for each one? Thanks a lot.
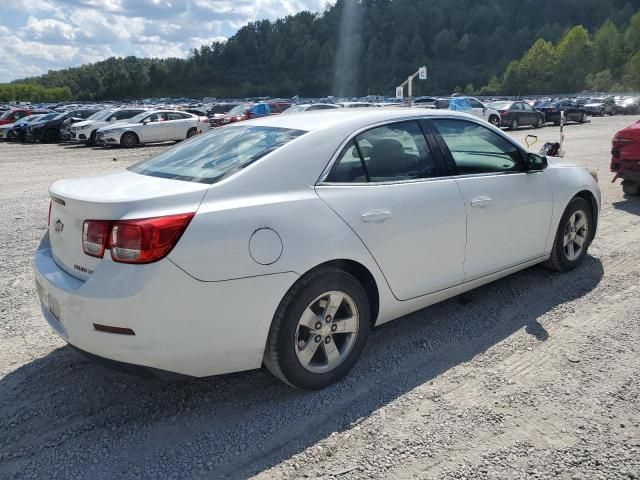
[466,97,502,127]
[70,109,147,145]
[96,110,210,148]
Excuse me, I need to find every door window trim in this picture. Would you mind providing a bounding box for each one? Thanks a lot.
[424,117,529,177]
[317,118,450,186]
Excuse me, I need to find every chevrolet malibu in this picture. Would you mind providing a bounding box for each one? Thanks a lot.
[35,109,600,389]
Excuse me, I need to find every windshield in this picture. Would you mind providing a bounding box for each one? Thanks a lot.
[129,126,306,184]
[283,105,308,114]
[0,110,18,120]
[87,110,113,121]
[37,113,58,122]
[125,111,154,123]
[212,104,237,114]
[52,112,67,120]
[227,104,251,115]
[490,102,512,110]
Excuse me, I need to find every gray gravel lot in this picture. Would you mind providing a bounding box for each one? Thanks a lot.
[0,117,639,480]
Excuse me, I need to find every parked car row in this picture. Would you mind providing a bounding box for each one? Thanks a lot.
[0,107,210,148]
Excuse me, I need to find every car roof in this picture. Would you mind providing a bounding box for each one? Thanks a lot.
[242,107,478,132]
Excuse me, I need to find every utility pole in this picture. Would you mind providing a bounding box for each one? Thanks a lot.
[396,66,427,107]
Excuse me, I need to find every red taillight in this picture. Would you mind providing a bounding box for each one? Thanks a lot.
[83,220,112,258]
[499,110,509,115]
[48,201,52,227]
[81,213,194,263]
[110,213,194,263]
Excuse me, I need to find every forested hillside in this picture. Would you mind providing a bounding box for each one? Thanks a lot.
[3,0,640,100]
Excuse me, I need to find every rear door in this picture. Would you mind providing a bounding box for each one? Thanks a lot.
[315,120,467,300]
[521,102,537,125]
[166,112,192,139]
[430,118,553,280]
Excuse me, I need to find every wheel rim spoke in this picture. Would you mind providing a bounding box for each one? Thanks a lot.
[333,315,358,333]
[299,307,321,331]
[574,234,585,248]
[567,241,575,259]
[323,337,341,370]
[575,216,586,231]
[298,338,321,367]
[323,292,344,319]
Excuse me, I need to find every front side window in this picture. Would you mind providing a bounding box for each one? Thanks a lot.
[129,125,305,184]
[468,98,484,109]
[327,121,440,183]
[433,119,522,175]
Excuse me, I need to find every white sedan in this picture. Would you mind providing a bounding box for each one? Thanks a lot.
[95,110,210,148]
[35,109,600,389]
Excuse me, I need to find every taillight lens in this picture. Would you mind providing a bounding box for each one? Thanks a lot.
[82,213,194,263]
[83,220,112,258]
[48,201,52,227]
[110,213,194,263]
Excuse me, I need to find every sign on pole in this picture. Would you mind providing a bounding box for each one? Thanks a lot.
[418,66,427,80]
[396,87,404,99]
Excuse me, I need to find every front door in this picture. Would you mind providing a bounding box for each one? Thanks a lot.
[430,118,553,280]
[316,120,467,300]
[140,112,168,142]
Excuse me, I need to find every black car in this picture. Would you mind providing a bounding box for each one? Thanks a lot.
[536,100,588,125]
[11,113,59,142]
[490,101,545,130]
[26,109,100,143]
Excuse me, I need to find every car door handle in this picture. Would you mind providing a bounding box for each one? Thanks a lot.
[470,196,492,208]
[361,211,392,223]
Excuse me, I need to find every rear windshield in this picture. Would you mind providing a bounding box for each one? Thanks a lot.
[129,125,306,184]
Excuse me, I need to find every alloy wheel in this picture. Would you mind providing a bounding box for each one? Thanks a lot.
[563,210,588,261]
[295,291,359,374]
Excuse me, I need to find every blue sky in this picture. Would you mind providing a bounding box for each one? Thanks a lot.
[0,0,330,82]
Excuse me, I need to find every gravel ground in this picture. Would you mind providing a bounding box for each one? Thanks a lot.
[0,117,639,480]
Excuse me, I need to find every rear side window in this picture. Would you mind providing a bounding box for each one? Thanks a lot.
[129,126,306,184]
[433,119,522,175]
[327,121,441,183]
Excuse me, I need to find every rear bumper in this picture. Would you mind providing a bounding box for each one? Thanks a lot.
[34,232,298,377]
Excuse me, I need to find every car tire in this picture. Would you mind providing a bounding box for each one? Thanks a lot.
[44,129,59,143]
[509,119,519,130]
[88,130,97,146]
[120,132,138,148]
[622,181,640,196]
[579,113,586,123]
[186,127,197,139]
[6,130,16,141]
[535,117,543,128]
[489,115,500,128]
[543,197,592,272]
[263,267,371,390]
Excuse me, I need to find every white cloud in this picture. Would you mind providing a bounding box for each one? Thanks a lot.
[0,0,331,82]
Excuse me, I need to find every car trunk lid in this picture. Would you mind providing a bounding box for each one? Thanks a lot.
[48,170,209,281]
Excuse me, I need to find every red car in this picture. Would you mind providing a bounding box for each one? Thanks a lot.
[0,108,34,126]
[611,120,640,196]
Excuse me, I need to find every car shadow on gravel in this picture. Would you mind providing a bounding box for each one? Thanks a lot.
[0,257,603,480]
[612,198,640,215]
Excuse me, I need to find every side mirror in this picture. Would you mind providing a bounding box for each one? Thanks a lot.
[524,152,547,172]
